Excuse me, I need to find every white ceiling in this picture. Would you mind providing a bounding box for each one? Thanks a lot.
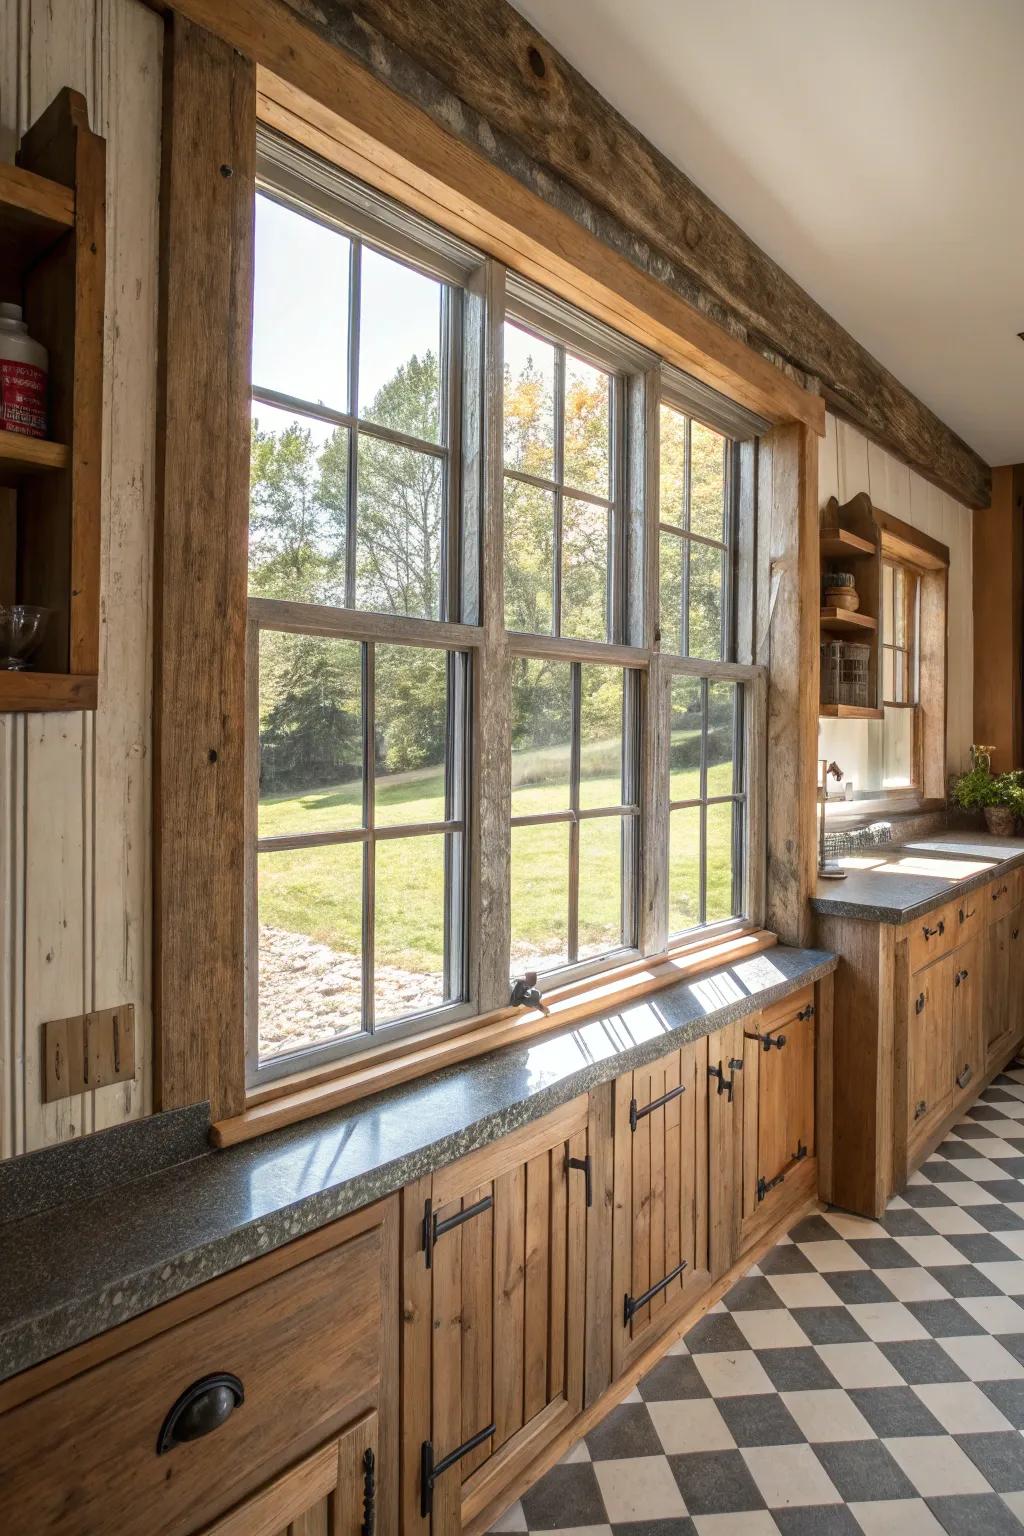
[510,0,1024,467]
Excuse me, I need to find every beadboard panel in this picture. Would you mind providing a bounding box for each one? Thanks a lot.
[0,0,161,1155]
[819,412,975,781]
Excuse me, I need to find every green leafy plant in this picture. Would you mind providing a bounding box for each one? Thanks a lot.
[951,765,1000,812]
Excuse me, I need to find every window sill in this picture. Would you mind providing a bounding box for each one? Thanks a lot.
[212,923,777,1147]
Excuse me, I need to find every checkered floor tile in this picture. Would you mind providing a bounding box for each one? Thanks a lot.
[489,1060,1024,1535]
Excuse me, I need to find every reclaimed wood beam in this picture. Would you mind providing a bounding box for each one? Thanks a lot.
[291,0,989,509]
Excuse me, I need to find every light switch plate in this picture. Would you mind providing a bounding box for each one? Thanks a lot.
[43,1004,135,1103]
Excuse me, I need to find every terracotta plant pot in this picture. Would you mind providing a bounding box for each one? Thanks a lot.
[984,805,1017,837]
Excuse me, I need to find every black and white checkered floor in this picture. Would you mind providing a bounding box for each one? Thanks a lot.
[489,1059,1024,1535]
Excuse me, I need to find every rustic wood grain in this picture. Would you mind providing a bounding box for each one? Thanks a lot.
[153,13,254,1119]
[274,0,987,507]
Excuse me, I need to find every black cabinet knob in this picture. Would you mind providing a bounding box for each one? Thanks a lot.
[157,1373,244,1454]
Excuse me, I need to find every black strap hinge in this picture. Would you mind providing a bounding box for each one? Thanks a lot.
[421,1424,495,1518]
[422,1193,493,1269]
[624,1259,688,1326]
[629,1081,687,1131]
[361,1447,375,1536]
[757,1169,786,1202]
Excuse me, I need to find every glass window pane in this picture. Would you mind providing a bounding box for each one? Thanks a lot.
[511,657,572,815]
[257,631,363,839]
[670,675,703,803]
[659,403,687,526]
[882,562,894,638]
[669,806,701,935]
[375,833,450,1023]
[511,821,570,975]
[258,842,364,1062]
[689,421,727,542]
[253,194,350,412]
[503,323,555,480]
[706,681,738,798]
[893,565,907,647]
[563,353,610,498]
[355,433,442,619]
[579,666,624,810]
[358,247,442,442]
[249,404,348,604]
[579,816,625,959]
[504,479,554,634]
[687,540,724,661]
[659,531,683,654]
[883,704,914,788]
[706,801,740,924]
[374,646,448,828]
[882,647,895,703]
[561,496,608,641]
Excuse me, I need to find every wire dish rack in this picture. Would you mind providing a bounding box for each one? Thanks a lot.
[822,821,894,860]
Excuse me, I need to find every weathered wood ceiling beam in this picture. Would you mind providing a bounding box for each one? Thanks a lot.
[286,0,989,509]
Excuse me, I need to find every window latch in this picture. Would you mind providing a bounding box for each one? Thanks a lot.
[510,971,544,1010]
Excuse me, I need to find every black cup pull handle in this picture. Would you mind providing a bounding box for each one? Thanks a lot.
[157,1372,244,1454]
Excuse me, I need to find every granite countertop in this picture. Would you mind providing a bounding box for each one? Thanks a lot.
[811,830,1024,924]
[0,943,834,1384]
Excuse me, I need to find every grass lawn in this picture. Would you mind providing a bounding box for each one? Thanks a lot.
[258,736,739,978]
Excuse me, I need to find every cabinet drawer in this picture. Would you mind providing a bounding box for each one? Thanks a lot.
[909,900,957,973]
[0,1219,387,1536]
[987,871,1020,924]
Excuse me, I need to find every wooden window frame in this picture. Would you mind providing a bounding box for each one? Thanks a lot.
[155,15,822,1129]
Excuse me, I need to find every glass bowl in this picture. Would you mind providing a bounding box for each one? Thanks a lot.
[0,605,49,670]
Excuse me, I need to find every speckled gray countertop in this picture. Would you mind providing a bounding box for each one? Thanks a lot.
[0,943,833,1384]
[811,830,1024,924]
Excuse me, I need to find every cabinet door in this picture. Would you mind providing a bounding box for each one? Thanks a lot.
[738,988,816,1248]
[407,1098,588,1532]
[984,911,1011,1065]
[951,940,982,1107]
[1008,908,1024,1051]
[197,1413,377,1536]
[907,954,953,1149]
[611,1037,711,1377]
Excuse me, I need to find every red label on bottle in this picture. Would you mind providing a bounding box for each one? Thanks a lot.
[0,359,47,438]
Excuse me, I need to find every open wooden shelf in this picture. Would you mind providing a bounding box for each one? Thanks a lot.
[819,607,877,633]
[0,433,70,485]
[0,88,104,712]
[820,527,875,560]
[819,704,884,721]
[0,671,97,713]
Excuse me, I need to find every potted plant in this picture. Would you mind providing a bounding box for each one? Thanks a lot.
[951,762,1021,836]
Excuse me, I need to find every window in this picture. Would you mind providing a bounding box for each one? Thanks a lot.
[509,658,639,977]
[245,131,768,1085]
[502,313,621,641]
[668,674,746,935]
[658,400,734,660]
[880,557,920,791]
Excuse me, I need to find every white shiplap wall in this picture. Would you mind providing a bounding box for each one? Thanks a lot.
[818,412,975,785]
[0,0,162,1155]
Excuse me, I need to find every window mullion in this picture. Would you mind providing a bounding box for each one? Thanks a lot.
[362,639,376,1034]
[568,660,582,964]
[552,344,566,636]
[345,239,362,610]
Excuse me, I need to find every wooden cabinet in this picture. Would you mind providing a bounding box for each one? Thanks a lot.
[737,987,817,1251]
[906,954,954,1156]
[610,1037,712,1378]
[402,1098,589,1533]
[951,939,983,1109]
[0,1202,398,1536]
[197,1413,377,1536]
[822,863,1024,1219]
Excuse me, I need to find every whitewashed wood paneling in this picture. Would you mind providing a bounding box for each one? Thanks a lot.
[0,0,161,1155]
[819,412,974,780]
